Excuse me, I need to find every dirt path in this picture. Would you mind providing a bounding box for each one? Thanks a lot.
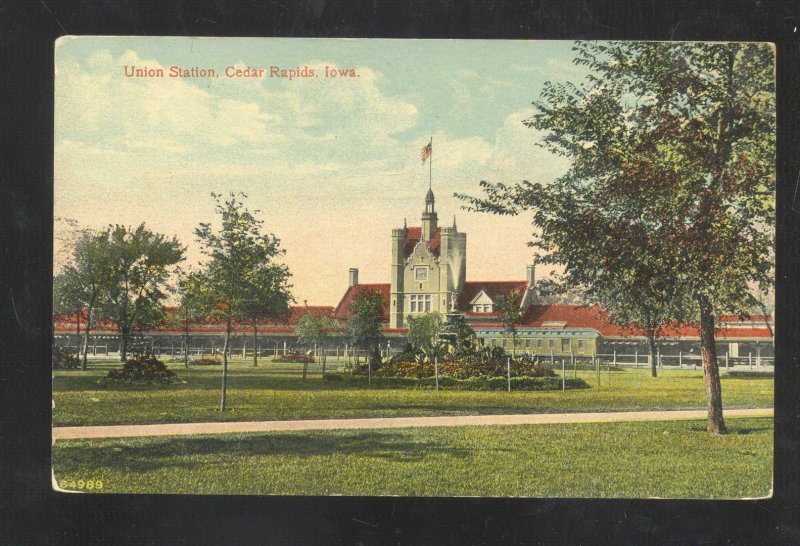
[52,408,773,440]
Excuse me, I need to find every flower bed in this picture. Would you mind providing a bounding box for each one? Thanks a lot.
[323,372,589,391]
[273,353,314,363]
[98,354,180,386]
[191,356,222,366]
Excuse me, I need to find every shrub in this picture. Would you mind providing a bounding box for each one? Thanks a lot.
[273,353,314,363]
[192,356,222,366]
[323,372,344,382]
[98,354,179,386]
[52,346,80,370]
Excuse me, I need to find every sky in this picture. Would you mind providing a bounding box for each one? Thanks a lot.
[54,37,586,306]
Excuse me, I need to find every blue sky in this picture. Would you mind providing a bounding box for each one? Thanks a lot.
[55,37,585,305]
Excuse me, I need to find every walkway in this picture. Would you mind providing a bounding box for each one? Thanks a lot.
[52,408,773,440]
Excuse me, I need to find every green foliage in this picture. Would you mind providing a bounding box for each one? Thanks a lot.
[405,313,443,363]
[99,354,179,386]
[346,289,385,365]
[295,313,338,350]
[99,224,185,360]
[189,192,294,409]
[52,346,80,370]
[191,193,293,323]
[497,289,524,356]
[458,42,774,432]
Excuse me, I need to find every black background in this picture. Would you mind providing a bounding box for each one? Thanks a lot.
[1,1,799,544]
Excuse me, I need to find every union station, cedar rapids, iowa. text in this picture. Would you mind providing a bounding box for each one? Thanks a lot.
[54,189,774,362]
[124,64,357,80]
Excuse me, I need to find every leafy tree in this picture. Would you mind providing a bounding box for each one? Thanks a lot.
[346,289,385,381]
[53,231,110,369]
[191,193,294,411]
[497,289,524,357]
[296,310,339,379]
[240,263,293,368]
[100,224,185,362]
[458,42,774,434]
[174,269,209,368]
[405,313,443,363]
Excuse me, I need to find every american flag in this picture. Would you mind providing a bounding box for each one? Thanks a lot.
[421,140,432,163]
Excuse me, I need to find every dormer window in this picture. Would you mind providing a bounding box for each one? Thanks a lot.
[469,289,495,313]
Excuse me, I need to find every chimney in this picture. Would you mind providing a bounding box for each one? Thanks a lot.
[349,268,359,287]
[526,264,535,287]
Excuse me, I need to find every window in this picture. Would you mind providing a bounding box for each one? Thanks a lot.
[472,304,494,313]
[578,339,584,349]
[537,339,543,348]
[562,339,571,352]
[414,267,428,281]
[548,339,555,349]
[525,339,531,348]
[409,294,432,313]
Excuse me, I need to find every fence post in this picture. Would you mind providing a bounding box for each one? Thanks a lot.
[725,352,729,369]
[595,352,600,388]
[635,350,638,368]
[550,350,554,367]
[562,357,565,391]
[507,356,511,393]
[679,351,682,369]
[283,340,287,356]
[242,341,246,358]
[657,348,661,369]
[613,349,617,367]
[749,352,753,370]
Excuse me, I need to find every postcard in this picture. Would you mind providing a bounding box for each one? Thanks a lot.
[52,37,774,498]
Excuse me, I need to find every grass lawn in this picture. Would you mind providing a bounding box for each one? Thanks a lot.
[52,358,774,426]
[52,416,773,498]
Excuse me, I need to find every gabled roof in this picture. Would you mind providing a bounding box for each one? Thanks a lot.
[404,226,441,258]
[333,283,391,321]
[458,281,528,314]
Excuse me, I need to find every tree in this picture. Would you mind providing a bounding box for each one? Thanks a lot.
[100,224,185,361]
[346,289,385,382]
[497,289,524,357]
[458,42,774,434]
[192,192,294,411]
[53,231,110,370]
[296,310,339,379]
[174,269,209,368]
[405,313,443,363]
[240,263,293,368]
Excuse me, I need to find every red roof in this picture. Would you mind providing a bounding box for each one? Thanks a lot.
[333,283,391,322]
[458,281,528,314]
[404,227,441,257]
[53,305,336,334]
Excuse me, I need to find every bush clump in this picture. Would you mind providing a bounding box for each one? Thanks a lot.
[321,372,589,391]
[98,354,179,386]
[191,356,222,366]
[273,352,314,363]
[52,346,80,370]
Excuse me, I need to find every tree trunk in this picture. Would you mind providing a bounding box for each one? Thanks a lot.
[302,351,308,381]
[75,310,81,361]
[120,327,128,362]
[252,322,258,367]
[698,296,727,434]
[647,336,658,378]
[183,312,190,368]
[81,308,92,370]
[220,317,231,411]
[322,352,327,379]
